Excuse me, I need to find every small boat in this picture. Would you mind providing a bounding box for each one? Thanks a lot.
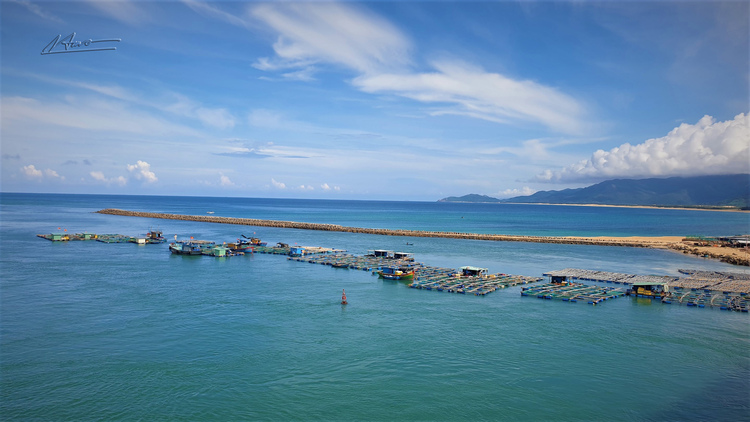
[226,239,254,253]
[146,229,166,244]
[378,266,415,281]
[241,235,267,246]
[169,240,215,255]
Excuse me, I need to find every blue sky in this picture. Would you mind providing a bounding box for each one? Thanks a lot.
[2,1,748,200]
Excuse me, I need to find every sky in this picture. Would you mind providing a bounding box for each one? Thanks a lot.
[1,0,748,201]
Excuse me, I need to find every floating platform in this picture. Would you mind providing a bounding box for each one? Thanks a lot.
[543,268,750,311]
[288,252,542,296]
[37,232,163,244]
[521,282,625,305]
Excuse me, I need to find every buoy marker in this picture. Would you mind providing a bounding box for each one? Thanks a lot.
[341,289,348,305]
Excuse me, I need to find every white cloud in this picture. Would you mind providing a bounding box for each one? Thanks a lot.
[320,183,342,192]
[248,3,587,134]
[251,2,411,75]
[90,171,106,182]
[271,178,286,189]
[21,164,64,181]
[22,165,43,179]
[353,61,586,134]
[165,94,235,129]
[2,96,201,138]
[90,171,127,186]
[127,160,158,183]
[44,169,62,179]
[219,174,234,187]
[536,113,750,183]
[19,75,236,130]
[498,186,536,198]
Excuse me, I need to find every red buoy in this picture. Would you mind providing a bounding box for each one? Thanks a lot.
[341,289,348,305]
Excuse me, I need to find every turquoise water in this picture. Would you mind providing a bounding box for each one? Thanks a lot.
[1,193,748,420]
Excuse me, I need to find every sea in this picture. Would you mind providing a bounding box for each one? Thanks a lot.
[1,193,749,421]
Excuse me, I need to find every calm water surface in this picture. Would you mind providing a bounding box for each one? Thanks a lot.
[1,193,748,420]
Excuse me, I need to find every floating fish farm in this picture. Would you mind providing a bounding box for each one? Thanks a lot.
[288,252,543,296]
[37,230,749,311]
[542,268,750,312]
[521,283,626,305]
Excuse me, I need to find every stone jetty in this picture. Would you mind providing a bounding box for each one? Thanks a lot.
[94,209,749,266]
[96,208,643,246]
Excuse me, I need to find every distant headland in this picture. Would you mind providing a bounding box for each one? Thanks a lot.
[439,174,750,210]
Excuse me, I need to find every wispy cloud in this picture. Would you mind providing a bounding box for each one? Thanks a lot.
[248,2,588,134]
[85,0,150,25]
[9,0,64,23]
[182,0,253,29]
[251,2,412,75]
[536,113,750,183]
[354,61,587,134]
[2,95,201,137]
[20,74,236,130]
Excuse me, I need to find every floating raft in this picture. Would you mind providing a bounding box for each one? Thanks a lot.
[409,272,542,295]
[543,268,750,311]
[289,253,415,271]
[664,287,749,312]
[288,252,542,296]
[37,232,163,244]
[521,283,625,305]
[37,232,98,241]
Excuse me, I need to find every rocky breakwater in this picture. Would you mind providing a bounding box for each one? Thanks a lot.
[668,242,750,267]
[95,209,669,248]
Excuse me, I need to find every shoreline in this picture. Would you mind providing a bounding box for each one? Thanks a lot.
[95,209,750,266]
[500,202,748,213]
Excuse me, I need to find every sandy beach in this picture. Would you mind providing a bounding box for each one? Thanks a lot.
[511,203,749,213]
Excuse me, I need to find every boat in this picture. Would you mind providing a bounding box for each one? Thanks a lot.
[226,239,254,253]
[169,240,215,255]
[377,266,415,281]
[241,235,267,246]
[146,229,166,243]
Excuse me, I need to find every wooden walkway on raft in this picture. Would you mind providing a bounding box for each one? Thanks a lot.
[543,268,750,312]
[521,283,626,305]
[544,268,750,294]
[288,253,543,296]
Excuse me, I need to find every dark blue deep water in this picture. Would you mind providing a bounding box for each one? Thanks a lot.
[1,193,748,420]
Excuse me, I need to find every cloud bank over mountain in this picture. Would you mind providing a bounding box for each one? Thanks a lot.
[537,113,749,183]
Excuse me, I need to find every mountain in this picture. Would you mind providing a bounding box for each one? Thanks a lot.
[439,175,750,208]
[438,194,502,203]
[504,175,750,208]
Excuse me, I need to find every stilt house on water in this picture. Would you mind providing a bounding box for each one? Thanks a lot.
[460,266,489,277]
[627,281,670,298]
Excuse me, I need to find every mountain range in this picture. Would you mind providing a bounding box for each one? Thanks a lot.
[438,175,750,208]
